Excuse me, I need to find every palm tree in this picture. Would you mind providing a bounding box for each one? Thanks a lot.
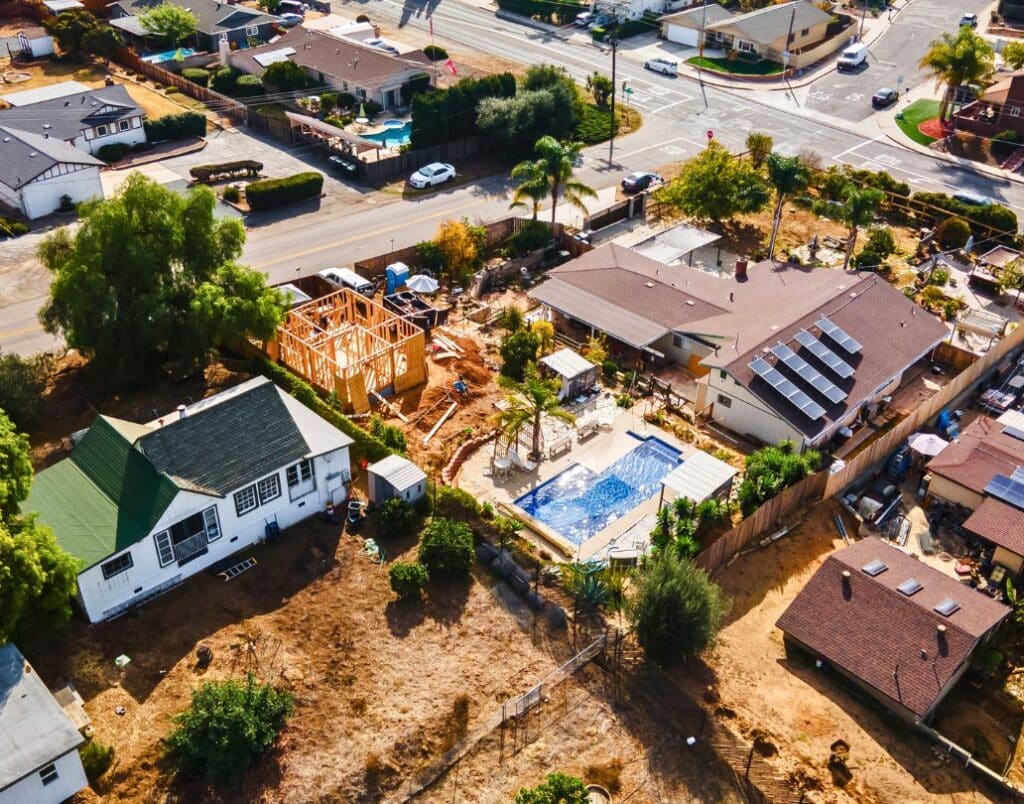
[839,184,885,270]
[509,159,548,220]
[493,366,576,461]
[533,135,597,228]
[766,153,810,261]
[920,26,994,123]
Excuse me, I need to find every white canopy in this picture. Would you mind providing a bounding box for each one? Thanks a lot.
[907,432,949,457]
[407,274,439,293]
[661,450,736,504]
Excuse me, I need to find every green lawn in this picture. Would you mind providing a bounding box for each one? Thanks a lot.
[894,98,941,146]
[686,56,783,76]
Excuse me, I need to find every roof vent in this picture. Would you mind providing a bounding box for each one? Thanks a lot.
[177,403,187,420]
[861,559,888,577]
[934,598,960,617]
[897,578,922,596]
[645,281,654,288]
[28,151,36,158]
[685,299,695,306]
[43,123,51,129]
[1,137,8,143]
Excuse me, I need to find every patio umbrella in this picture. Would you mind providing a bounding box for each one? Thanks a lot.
[908,432,949,457]
[173,47,186,62]
[407,274,439,293]
[355,102,369,124]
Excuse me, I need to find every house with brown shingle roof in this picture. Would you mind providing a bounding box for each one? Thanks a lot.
[777,537,1009,721]
[529,244,948,450]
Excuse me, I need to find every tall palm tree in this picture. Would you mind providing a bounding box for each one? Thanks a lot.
[839,184,885,270]
[765,153,810,261]
[533,136,597,228]
[920,26,994,123]
[493,366,576,461]
[509,159,548,220]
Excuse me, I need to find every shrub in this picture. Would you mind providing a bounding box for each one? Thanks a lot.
[182,67,209,86]
[423,44,448,61]
[601,359,619,380]
[222,185,241,203]
[164,674,294,783]
[496,304,525,333]
[0,217,29,238]
[337,91,357,109]
[853,226,897,269]
[575,102,616,144]
[500,328,540,381]
[234,74,264,97]
[914,190,1018,236]
[210,66,239,94]
[515,772,588,803]
[992,129,1020,160]
[0,351,44,430]
[245,172,324,211]
[629,551,728,663]
[262,59,306,91]
[434,484,481,520]
[736,441,819,515]
[418,517,474,578]
[369,414,408,453]
[97,143,129,163]
[144,111,206,142]
[164,85,179,94]
[389,561,429,598]
[80,739,115,785]
[378,497,417,538]
[935,216,971,249]
[509,219,552,254]
[928,267,950,286]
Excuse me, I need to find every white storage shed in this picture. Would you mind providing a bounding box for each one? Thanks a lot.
[539,348,599,400]
[367,455,427,505]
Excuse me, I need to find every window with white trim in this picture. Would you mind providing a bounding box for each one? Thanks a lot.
[286,460,312,487]
[203,506,221,541]
[39,764,58,785]
[154,530,174,566]
[234,484,258,516]
[101,552,133,580]
[717,394,732,408]
[246,24,259,36]
[257,473,281,504]
[1012,107,1021,117]
[118,119,130,131]
[96,124,109,137]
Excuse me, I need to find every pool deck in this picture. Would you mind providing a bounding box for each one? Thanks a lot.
[457,402,692,561]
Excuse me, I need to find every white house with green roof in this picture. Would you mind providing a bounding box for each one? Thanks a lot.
[23,377,353,623]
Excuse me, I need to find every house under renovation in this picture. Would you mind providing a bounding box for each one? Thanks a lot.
[270,287,427,413]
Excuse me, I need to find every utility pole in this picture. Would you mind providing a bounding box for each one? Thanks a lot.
[697,1,709,108]
[783,4,796,80]
[607,9,619,167]
[859,1,868,40]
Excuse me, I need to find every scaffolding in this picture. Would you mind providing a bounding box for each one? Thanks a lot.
[270,288,427,413]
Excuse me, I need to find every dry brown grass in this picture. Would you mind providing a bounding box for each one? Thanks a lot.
[584,757,624,793]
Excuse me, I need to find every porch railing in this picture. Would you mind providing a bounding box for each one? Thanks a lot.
[173,532,208,563]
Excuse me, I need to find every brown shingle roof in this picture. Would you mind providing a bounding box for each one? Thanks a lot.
[776,538,1010,718]
[927,415,1024,495]
[963,497,1024,555]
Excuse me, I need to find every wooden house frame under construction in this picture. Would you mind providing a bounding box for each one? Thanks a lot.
[269,288,427,413]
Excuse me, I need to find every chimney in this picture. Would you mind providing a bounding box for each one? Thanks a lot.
[936,624,946,634]
[734,259,747,280]
[177,404,187,420]
[841,570,851,579]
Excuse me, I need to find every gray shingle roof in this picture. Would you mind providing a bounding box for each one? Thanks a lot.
[659,4,732,29]
[707,0,833,45]
[111,0,277,36]
[0,644,84,789]
[0,125,102,190]
[0,84,143,141]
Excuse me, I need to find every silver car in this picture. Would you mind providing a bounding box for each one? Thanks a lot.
[645,57,678,76]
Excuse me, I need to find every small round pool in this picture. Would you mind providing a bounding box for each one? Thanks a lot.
[381,119,406,129]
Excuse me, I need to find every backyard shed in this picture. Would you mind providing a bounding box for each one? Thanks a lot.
[540,348,598,400]
[659,449,737,506]
[367,454,427,505]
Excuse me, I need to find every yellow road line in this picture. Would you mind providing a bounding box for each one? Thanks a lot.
[0,323,44,340]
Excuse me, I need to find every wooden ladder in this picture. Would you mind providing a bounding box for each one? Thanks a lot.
[219,557,257,581]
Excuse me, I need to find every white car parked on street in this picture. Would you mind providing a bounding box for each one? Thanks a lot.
[409,162,456,188]
[644,57,678,76]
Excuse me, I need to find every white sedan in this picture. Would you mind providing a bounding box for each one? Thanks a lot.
[409,162,455,188]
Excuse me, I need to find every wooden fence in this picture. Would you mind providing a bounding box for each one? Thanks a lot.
[360,136,483,186]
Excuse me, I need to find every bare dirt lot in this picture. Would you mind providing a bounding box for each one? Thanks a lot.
[692,498,1004,802]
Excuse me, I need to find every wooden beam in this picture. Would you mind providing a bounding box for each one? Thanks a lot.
[423,402,458,445]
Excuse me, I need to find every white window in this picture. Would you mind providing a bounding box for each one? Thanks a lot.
[101,552,133,580]
[738,40,756,53]
[203,506,221,541]
[717,394,732,408]
[234,485,258,516]
[258,473,281,504]
[246,24,259,36]
[96,124,109,137]
[286,460,312,487]
[118,119,130,131]
[39,764,58,786]
[1012,107,1021,118]
[154,530,174,567]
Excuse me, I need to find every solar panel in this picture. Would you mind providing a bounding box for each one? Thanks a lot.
[771,344,847,405]
[986,473,1024,510]
[794,330,855,379]
[1003,426,1024,443]
[749,358,826,420]
[817,317,863,354]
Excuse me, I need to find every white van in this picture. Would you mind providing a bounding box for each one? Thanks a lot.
[837,43,868,71]
[319,267,374,296]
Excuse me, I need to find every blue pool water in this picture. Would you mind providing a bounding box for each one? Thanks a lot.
[142,48,197,64]
[362,120,411,147]
[515,435,681,546]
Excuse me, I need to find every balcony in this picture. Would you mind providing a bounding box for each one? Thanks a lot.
[172,532,209,565]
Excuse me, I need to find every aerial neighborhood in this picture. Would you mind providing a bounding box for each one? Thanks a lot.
[5,0,1024,798]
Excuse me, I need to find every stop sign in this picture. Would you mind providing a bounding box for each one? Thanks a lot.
[707,129,714,140]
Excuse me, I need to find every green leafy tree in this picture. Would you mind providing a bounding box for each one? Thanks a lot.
[418,517,474,578]
[378,497,417,538]
[510,159,549,221]
[854,226,897,269]
[44,9,120,58]
[736,441,820,515]
[139,3,198,46]
[164,674,293,783]
[920,26,994,121]
[653,143,770,231]
[586,71,613,107]
[935,215,971,249]
[628,551,728,664]
[0,352,43,431]
[765,153,810,260]
[531,320,555,355]
[745,131,774,168]
[515,772,588,804]
[499,329,540,382]
[369,414,408,453]
[434,219,481,285]
[1003,40,1024,70]
[39,174,285,389]
[533,136,596,227]
[389,561,429,598]
[0,410,32,520]
[838,184,885,269]
[493,366,575,460]
[262,60,307,92]
[496,305,525,333]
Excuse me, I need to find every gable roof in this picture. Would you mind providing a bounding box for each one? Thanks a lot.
[111,0,277,35]
[659,3,732,29]
[708,0,832,44]
[0,644,84,790]
[0,80,90,106]
[232,27,430,84]
[24,378,353,569]
[962,497,1024,556]
[368,454,426,492]
[979,72,1024,105]
[777,538,1010,718]
[0,125,102,190]
[927,415,1024,495]
[0,84,143,141]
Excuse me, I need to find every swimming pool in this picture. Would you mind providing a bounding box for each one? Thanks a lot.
[142,48,197,64]
[362,120,411,148]
[514,435,681,546]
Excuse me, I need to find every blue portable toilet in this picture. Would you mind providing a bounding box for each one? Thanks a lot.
[385,262,410,295]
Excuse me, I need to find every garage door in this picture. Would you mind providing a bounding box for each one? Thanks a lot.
[665,23,698,46]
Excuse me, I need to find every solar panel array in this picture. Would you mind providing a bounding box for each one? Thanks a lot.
[749,358,826,420]
[985,473,1024,511]
[770,344,848,405]
[794,330,855,379]
[817,317,862,354]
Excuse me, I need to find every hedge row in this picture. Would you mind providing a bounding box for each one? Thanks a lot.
[245,172,323,211]
[591,15,655,41]
[913,191,1018,236]
[143,111,206,142]
[251,356,396,462]
[495,0,583,23]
